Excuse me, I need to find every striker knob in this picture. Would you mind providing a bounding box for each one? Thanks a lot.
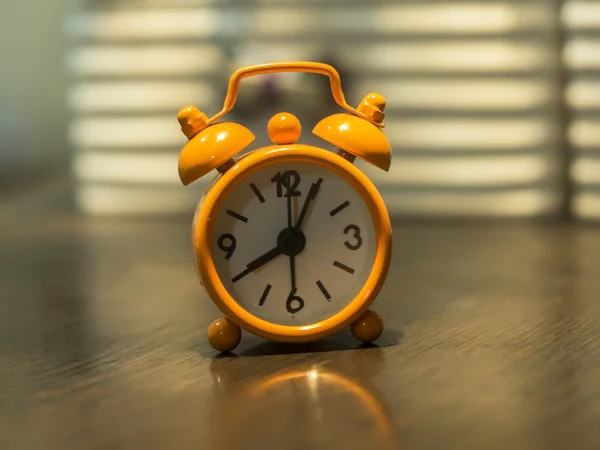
[357,93,386,125]
[267,112,302,145]
[178,105,209,139]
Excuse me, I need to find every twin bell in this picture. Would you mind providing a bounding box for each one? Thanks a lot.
[176,92,391,186]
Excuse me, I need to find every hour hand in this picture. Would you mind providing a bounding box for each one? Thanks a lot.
[231,245,283,283]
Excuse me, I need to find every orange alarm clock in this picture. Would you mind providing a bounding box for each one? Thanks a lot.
[176,62,392,353]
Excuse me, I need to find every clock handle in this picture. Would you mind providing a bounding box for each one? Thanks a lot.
[202,62,382,129]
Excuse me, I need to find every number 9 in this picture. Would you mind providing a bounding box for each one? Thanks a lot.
[218,233,236,259]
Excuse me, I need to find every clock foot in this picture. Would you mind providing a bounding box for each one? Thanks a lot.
[208,317,241,353]
[351,309,383,343]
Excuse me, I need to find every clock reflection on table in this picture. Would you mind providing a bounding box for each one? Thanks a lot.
[208,348,397,450]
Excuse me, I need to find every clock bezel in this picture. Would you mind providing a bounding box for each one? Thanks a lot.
[193,144,392,343]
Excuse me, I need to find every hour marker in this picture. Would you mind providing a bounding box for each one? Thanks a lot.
[316,280,331,301]
[227,209,248,223]
[330,201,350,216]
[333,261,355,274]
[259,284,272,305]
[250,183,265,203]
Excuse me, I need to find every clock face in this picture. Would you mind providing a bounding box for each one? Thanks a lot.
[202,160,377,326]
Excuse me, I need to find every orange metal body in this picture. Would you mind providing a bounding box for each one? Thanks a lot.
[193,145,392,343]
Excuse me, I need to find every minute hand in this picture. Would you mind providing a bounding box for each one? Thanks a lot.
[294,177,323,229]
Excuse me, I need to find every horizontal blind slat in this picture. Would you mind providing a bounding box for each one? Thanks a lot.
[66,1,561,217]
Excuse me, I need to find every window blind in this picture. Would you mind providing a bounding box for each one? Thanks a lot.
[65,0,568,218]
[563,0,600,220]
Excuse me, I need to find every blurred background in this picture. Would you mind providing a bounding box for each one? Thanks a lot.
[4,4,600,449]
[1,0,599,221]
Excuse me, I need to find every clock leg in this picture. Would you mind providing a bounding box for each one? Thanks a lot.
[351,309,384,343]
[208,317,242,353]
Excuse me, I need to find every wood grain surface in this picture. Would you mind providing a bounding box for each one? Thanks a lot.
[1,210,600,450]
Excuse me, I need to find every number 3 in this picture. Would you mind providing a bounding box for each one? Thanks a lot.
[343,224,362,250]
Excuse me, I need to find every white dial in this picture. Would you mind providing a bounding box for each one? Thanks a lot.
[203,161,377,326]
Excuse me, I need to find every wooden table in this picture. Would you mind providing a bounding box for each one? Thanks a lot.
[2,209,600,449]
